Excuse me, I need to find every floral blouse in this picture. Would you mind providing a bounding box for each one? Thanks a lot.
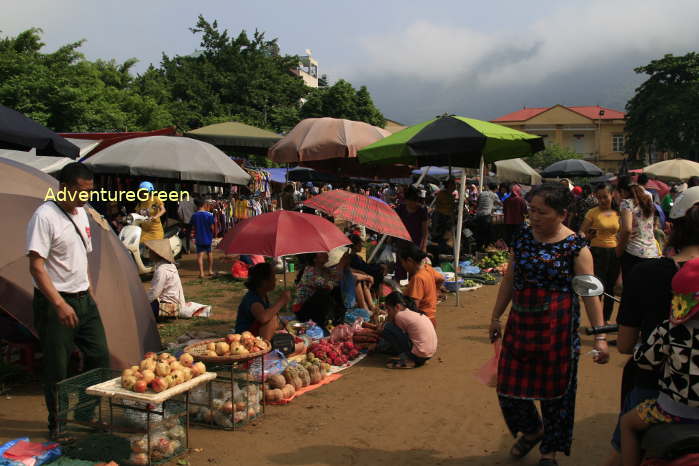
[292,265,340,308]
[621,199,659,259]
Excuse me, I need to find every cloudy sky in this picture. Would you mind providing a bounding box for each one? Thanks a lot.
[3,0,698,125]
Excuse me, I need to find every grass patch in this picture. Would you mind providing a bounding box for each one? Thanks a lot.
[158,318,231,346]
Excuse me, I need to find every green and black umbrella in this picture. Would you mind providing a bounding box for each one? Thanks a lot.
[358,115,544,168]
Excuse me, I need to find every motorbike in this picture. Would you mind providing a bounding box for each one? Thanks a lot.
[572,274,699,465]
[119,213,182,274]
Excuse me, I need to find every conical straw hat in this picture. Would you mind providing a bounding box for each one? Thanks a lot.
[144,239,175,263]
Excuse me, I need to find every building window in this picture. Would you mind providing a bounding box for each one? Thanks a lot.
[612,134,625,152]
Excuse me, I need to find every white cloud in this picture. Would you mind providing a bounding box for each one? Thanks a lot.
[354,0,699,88]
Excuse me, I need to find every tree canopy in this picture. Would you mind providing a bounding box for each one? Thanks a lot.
[525,143,582,169]
[0,18,385,135]
[299,79,386,128]
[625,53,699,162]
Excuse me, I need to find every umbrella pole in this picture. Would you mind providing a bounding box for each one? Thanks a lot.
[415,166,430,185]
[453,168,467,307]
[368,235,387,263]
[478,155,485,190]
[282,257,287,288]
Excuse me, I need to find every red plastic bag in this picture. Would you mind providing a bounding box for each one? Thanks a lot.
[231,260,249,279]
[475,340,501,387]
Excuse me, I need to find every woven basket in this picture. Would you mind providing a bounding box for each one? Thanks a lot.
[184,338,271,364]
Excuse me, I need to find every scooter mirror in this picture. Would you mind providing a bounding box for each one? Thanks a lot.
[572,274,605,297]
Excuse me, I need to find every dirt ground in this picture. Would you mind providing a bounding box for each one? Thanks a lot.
[0,250,625,465]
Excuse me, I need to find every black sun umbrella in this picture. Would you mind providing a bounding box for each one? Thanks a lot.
[541,159,603,178]
[0,105,79,158]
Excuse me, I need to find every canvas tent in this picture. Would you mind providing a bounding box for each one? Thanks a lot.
[0,159,161,368]
[494,158,542,185]
[186,121,281,155]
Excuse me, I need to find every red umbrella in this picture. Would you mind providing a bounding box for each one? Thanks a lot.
[303,190,411,241]
[218,210,350,257]
[645,179,670,198]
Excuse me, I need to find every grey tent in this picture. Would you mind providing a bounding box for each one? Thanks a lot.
[494,158,542,185]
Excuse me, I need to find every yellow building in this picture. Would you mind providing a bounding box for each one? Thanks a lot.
[492,105,627,171]
[291,50,319,88]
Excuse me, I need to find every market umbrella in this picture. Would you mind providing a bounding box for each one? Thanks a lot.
[185,121,281,155]
[541,159,603,178]
[358,115,544,168]
[0,105,79,158]
[268,117,391,163]
[0,149,73,174]
[643,158,699,182]
[303,190,410,240]
[84,136,250,185]
[218,210,351,257]
[410,166,464,178]
[494,158,542,185]
[0,158,160,369]
[359,114,544,305]
[286,167,339,184]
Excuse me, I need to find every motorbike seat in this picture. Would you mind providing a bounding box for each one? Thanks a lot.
[642,424,699,459]
[164,225,180,238]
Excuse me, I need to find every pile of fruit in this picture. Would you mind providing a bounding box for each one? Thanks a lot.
[202,331,268,358]
[462,279,479,288]
[264,361,329,403]
[480,272,497,281]
[120,352,206,394]
[308,339,360,367]
[128,421,185,464]
[477,250,510,272]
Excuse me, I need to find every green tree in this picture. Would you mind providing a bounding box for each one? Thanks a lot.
[299,79,385,127]
[136,16,308,133]
[625,53,699,161]
[525,143,582,169]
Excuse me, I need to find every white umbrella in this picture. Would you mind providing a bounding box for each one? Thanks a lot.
[494,158,542,185]
[0,148,72,174]
[643,158,699,182]
[85,135,251,185]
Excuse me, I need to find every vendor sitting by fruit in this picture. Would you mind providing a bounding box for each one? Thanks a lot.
[381,291,437,369]
[235,262,291,340]
[145,239,185,320]
[292,251,351,331]
[397,243,442,327]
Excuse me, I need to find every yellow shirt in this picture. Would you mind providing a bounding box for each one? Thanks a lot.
[136,196,165,242]
[584,207,620,248]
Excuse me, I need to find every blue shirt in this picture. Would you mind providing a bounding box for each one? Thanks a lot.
[191,210,214,246]
[235,290,269,334]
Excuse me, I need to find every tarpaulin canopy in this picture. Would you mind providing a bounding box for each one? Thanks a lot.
[85,135,251,185]
[186,121,281,155]
[0,158,161,368]
[0,105,79,158]
[0,149,72,174]
[494,158,542,185]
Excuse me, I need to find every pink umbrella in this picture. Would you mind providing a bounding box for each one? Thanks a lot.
[267,117,391,163]
[645,179,670,198]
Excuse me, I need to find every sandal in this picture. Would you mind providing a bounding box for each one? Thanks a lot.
[386,354,417,369]
[538,459,558,466]
[510,432,543,458]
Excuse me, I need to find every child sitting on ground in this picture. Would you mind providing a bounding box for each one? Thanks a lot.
[620,258,699,466]
[381,291,438,369]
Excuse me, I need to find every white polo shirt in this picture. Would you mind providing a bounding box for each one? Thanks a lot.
[26,202,93,293]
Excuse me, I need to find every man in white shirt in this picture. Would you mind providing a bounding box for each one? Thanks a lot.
[27,162,109,440]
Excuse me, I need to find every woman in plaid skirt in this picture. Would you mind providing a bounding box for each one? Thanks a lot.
[488,183,610,466]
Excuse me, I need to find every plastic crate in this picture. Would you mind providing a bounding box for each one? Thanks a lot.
[189,365,264,430]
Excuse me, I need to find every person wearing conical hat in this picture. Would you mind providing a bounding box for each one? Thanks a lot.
[145,239,184,320]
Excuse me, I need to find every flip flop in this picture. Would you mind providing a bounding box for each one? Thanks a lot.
[386,355,417,369]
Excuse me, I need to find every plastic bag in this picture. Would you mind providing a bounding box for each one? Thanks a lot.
[345,308,371,325]
[474,340,501,387]
[0,437,61,466]
[330,324,353,343]
[249,350,287,381]
[305,323,324,340]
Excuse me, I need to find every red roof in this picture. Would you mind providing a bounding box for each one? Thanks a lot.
[492,105,625,122]
[59,127,177,159]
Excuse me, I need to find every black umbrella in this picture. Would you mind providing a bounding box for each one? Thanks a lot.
[0,105,79,158]
[287,167,339,183]
[541,159,603,178]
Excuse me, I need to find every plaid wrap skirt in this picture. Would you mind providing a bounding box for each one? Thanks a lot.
[497,288,577,400]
